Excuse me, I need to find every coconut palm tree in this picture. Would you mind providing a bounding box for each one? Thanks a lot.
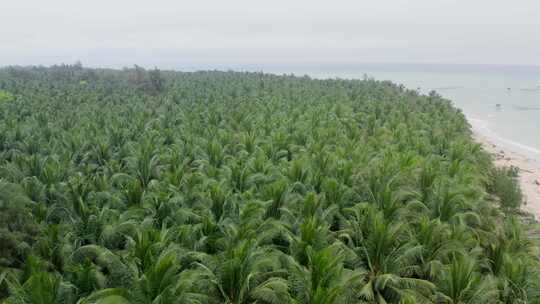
[435,254,497,303]
[340,204,435,303]
[194,239,291,303]
[285,244,365,304]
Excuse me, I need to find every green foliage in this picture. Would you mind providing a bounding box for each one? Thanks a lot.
[0,182,39,269]
[0,90,13,103]
[0,66,539,303]
[436,254,498,303]
[489,166,523,211]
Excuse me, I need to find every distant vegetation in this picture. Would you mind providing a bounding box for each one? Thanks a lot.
[0,64,538,303]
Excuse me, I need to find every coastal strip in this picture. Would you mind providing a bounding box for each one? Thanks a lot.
[471,126,540,219]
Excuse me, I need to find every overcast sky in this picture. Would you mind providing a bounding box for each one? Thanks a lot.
[1,0,539,68]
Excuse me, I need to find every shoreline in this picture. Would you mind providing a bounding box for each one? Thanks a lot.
[471,127,540,219]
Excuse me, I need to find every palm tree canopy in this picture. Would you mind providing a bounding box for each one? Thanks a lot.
[0,66,538,303]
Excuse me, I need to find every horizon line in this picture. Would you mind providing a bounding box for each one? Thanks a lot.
[2,61,540,71]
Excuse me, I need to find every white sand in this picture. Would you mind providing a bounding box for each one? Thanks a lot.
[472,131,540,219]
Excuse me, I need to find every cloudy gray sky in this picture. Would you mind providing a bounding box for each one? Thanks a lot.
[1,0,539,68]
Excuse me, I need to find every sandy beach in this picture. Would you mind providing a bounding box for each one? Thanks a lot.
[472,131,540,219]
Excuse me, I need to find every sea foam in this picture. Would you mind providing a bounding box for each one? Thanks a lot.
[468,117,540,160]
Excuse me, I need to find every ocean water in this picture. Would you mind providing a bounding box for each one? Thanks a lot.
[260,64,540,160]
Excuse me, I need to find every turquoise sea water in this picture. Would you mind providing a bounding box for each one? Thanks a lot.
[259,64,540,160]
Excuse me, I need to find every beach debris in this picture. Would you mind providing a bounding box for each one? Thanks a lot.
[534,180,540,186]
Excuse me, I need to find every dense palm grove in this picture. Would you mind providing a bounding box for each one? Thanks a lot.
[0,65,539,303]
